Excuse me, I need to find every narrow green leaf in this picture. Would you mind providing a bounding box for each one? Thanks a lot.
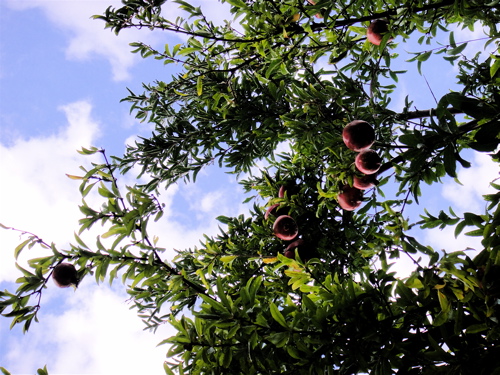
[454,221,467,238]
[220,255,237,263]
[491,58,500,78]
[466,323,488,334]
[66,174,84,180]
[163,362,176,375]
[14,239,31,260]
[199,293,228,313]
[269,302,288,329]
[449,31,456,48]
[197,75,203,96]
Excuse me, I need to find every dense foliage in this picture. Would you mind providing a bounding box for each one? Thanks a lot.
[2,0,500,373]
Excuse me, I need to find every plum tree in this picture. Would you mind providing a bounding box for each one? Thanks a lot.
[2,0,500,374]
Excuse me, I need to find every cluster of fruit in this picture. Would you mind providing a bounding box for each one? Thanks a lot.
[337,120,382,211]
[265,186,310,261]
[334,19,390,211]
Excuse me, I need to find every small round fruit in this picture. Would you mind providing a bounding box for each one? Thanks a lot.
[278,185,287,198]
[367,20,392,46]
[273,215,298,241]
[264,203,288,220]
[355,149,382,175]
[52,263,78,288]
[353,174,378,190]
[342,120,375,152]
[265,204,280,220]
[284,238,312,261]
[278,181,299,198]
[338,185,363,211]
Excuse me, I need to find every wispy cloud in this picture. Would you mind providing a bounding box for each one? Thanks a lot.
[4,0,164,81]
[441,151,498,213]
[0,100,101,282]
[3,283,172,374]
[422,151,498,254]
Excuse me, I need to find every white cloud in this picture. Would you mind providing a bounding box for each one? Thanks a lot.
[3,283,172,375]
[416,151,498,259]
[0,100,101,282]
[5,0,164,81]
[4,0,237,82]
[441,151,498,213]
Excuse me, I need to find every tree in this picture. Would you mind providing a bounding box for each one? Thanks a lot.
[2,0,500,373]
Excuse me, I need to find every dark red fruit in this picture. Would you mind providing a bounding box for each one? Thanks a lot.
[278,185,286,198]
[52,263,79,288]
[284,238,312,261]
[367,20,392,46]
[355,149,382,175]
[264,203,288,220]
[353,174,378,190]
[265,204,280,220]
[338,185,363,211]
[273,215,298,241]
[342,120,375,152]
[278,182,299,198]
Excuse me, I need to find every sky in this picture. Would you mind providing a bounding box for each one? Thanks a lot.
[0,1,498,374]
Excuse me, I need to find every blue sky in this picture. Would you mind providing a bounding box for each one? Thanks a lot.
[0,1,498,374]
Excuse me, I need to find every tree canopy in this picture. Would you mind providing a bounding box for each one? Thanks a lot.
[2,0,500,374]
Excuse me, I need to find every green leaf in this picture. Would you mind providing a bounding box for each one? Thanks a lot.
[77,146,99,155]
[269,302,288,329]
[443,146,457,178]
[216,216,231,224]
[101,225,127,238]
[14,238,31,260]
[220,255,237,263]
[98,183,116,198]
[266,331,289,347]
[216,277,232,310]
[466,323,488,334]
[163,362,176,375]
[66,174,84,180]
[199,293,228,313]
[417,51,432,62]
[449,31,456,48]
[447,43,467,55]
[454,221,467,238]
[491,58,500,78]
[196,75,203,96]
[225,0,248,9]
